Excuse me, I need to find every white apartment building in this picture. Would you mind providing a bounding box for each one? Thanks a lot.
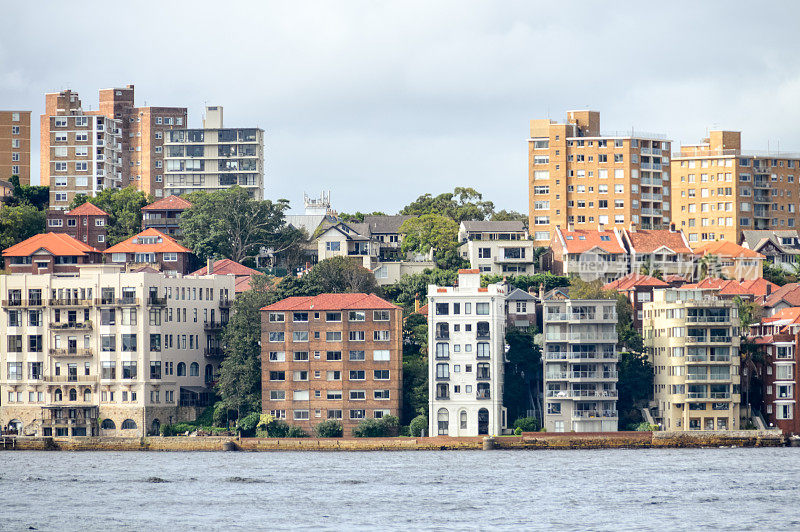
[162,106,264,199]
[46,113,124,210]
[542,298,619,432]
[458,221,537,275]
[643,288,741,431]
[0,265,234,438]
[427,269,507,436]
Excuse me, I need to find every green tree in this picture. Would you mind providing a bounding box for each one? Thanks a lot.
[617,351,654,429]
[400,187,494,223]
[352,415,399,437]
[0,203,46,263]
[7,175,49,210]
[697,253,725,279]
[400,313,429,423]
[180,186,299,264]
[216,274,272,419]
[69,186,151,245]
[303,256,379,294]
[409,415,428,437]
[481,273,569,293]
[398,214,465,269]
[763,261,791,286]
[504,327,542,423]
[314,420,343,438]
[734,295,763,414]
[491,209,527,225]
[338,211,387,223]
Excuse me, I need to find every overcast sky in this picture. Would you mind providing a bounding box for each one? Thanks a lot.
[2,1,800,214]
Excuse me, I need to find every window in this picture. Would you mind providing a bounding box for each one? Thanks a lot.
[349,350,365,361]
[325,351,342,361]
[293,351,309,361]
[374,390,390,400]
[292,331,308,342]
[374,370,389,380]
[350,410,366,420]
[326,331,342,342]
[373,310,390,321]
[326,312,342,322]
[269,312,285,322]
[373,330,390,342]
[294,410,309,421]
[269,371,285,381]
[476,303,489,315]
[326,370,341,381]
[350,390,366,400]
[293,312,309,322]
[373,350,390,361]
[325,241,341,251]
[349,331,365,341]
[349,311,365,321]
[349,370,365,380]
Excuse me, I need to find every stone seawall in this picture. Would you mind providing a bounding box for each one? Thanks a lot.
[2,430,785,452]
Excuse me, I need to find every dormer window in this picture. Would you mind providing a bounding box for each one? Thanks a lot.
[600,235,610,241]
[578,236,586,240]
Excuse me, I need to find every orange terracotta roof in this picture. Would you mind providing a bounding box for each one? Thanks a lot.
[763,306,800,326]
[234,275,254,293]
[261,293,399,311]
[141,195,192,211]
[556,228,625,254]
[692,241,764,259]
[191,259,260,277]
[764,283,800,308]
[623,229,693,254]
[3,233,100,257]
[680,277,778,297]
[416,303,428,316]
[67,202,108,216]
[604,273,669,291]
[104,228,191,254]
[458,269,480,274]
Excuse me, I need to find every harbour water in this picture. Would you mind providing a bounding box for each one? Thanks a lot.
[2,448,800,530]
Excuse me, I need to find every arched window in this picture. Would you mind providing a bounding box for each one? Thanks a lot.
[121,419,137,430]
[101,419,116,430]
[177,362,186,376]
[189,362,199,376]
[69,388,77,401]
[460,410,468,430]
[437,408,449,436]
[83,389,91,402]
[54,389,63,402]
[205,364,213,384]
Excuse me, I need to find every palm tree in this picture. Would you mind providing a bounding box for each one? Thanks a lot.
[697,253,723,280]
[638,256,663,280]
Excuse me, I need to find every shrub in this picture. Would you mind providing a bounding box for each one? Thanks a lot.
[314,420,343,438]
[514,427,523,436]
[399,425,411,437]
[409,415,428,437]
[238,412,261,437]
[635,422,659,432]
[287,425,309,438]
[160,423,196,436]
[513,417,540,433]
[352,415,400,438]
[212,402,229,427]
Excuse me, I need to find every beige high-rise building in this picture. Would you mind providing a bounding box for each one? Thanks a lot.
[0,110,31,184]
[528,111,672,245]
[643,288,741,431]
[41,85,187,208]
[0,265,234,438]
[671,130,800,247]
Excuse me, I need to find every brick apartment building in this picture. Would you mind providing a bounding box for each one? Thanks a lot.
[2,233,103,274]
[141,194,192,237]
[46,202,109,250]
[0,110,31,184]
[528,111,672,245]
[261,293,402,435]
[671,130,800,247]
[41,85,187,208]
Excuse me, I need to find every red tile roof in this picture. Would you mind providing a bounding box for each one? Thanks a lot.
[763,307,800,326]
[604,273,669,291]
[261,293,399,311]
[103,228,190,254]
[555,228,625,254]
[623,229,693,254]
[458,269,480,274]
[67,202,108,216]
[764,283,800,308]
[191,259,260,277]
[692,241,764,259]
[3,233,100,257]
[234,275,255,293]
[416,303,428,316]
[142,195,192,211]
[680,277,778,297]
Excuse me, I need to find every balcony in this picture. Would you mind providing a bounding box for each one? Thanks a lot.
[572,410,618,419]
[49,348,94,357]
[204,347,223,357]
[546,333,568,342]
[568,332,617,342]
[567,352,618,361]
[436,393,450,400]
[641,193,663,201]
[476,332,491,340]
[117,297,139,306]
[641,177,663,186]
[476,372,491,381]
[1,299,23,307]
[545,351,568,360]
[709,336,732,343]
[686,315,730,323]
[52,321,93,331]
[147,296,167,306]
[204,321,226,331]
[476,391,491,400]
[44,374,99,385]
[434,332,450,341]
[219,299,232,309]
[641,208,662,216]
[143,218,181,228]
[545,373,568,381]
[49,298,92,307]
[545,313,569,322]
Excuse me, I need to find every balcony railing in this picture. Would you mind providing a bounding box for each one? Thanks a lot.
[49,348,94,357]
[476,372,491,380]
[49,299,92,307]
[545,373,568,381]
[686,315,729,323]
[118,297,139,306]
[204,321,226,331]
[476,332,491,340]
[204,347,223,357]
[44,375,99,384]
[51,321,93,330]
[545,351,568,360]
[476,391,491,400]
[572,410,618,419]
[219,299,232,309]
[546,313,569,322]
[567,352,618,361]
[147,296,167,306]
[2,299,23,307]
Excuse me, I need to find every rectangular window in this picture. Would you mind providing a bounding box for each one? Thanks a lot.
[325,351,342,361]
[373,370,389,380]
[373,330,390,341]
[326,331,342,342]
[373,310,390,321]
[292,331,308,342]
[349,390,366,400]
[349,331,365,341]
[349,350,365,361]
[373,350,390,361]
[349,370,365,380]
[476,303,490,315]
[268,351,285,362]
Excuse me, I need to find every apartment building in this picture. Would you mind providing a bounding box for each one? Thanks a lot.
[751,308,800,434]
[528,111,672,245]
[40,90,124,210]
[3,233,103,275]
[692,241,764,281]
[0,265,235,437]
[427,269,507,436]
[96,85,187,199]
[260,293,403,435]
[104,228,192,275]
[643,288,741,431]
[46,202,109,250]
[0,110,31,184]
[141,195,192,237]
[671,130,800,246]
[162,106,264,199]
[458,221,536,275]
[618,226,695,279]
[542,297,619,432]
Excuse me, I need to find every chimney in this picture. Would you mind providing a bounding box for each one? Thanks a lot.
[207,257,213,275]
[669,223,676,233]
[598,223,605,232]
[414,294,420,313]
[629,222,637,233]
[766,283,772,296]
[567,223,575,232]
[539,282,545,301]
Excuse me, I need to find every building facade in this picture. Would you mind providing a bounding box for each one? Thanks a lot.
[427,270,507,436]
[549,226,628,282]
[40,90,124,210]
[458,221,536,275]
[46,202,110,250]
[162,106,264,199]
[643,288,741,431]
[542,298,619,432]
[0,265,234,437]
[141,195,192,237]
[260,294,403,435]
[671,130,800,247]
[0,110,31,184]
[104,228,192,275]
[528,111,672,245]
[2,233,103,275]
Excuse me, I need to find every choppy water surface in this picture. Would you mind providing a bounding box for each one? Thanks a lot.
[2,448,800,530]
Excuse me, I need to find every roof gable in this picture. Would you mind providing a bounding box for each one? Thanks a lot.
[67,202,108,216]
[104,228,191,254]
[191,258,260,277]
[141,195,192,211]
[2,232,100,257]
[261,293,398,311]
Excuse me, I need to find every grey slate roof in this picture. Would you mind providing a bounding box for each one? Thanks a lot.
[507,288,535,301]
[741,230,800,254]
[285,215,327,236]
[461,220,526,233]
[363,215,413,234]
